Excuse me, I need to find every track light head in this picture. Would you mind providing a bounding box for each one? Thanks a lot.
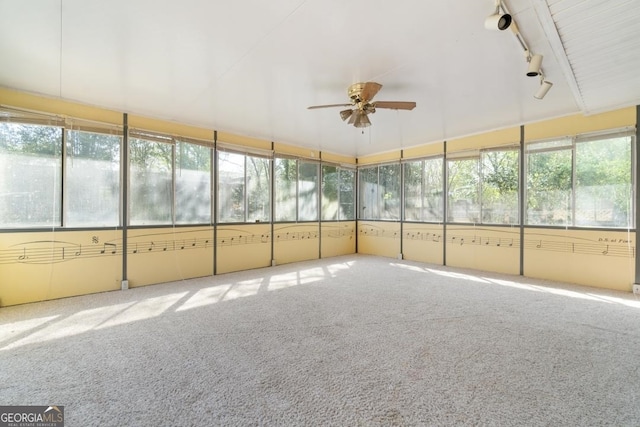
[485,2,511,31]
[527,54,543,77]
[485,12,512,30]
[534,80,553,99]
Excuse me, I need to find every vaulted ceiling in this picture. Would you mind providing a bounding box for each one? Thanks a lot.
[1,0,639,157]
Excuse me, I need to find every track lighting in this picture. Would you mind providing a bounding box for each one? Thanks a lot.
[527,53,543,77]
[534,79,553,99]
[485,0,512,31]
[485,1,552,100]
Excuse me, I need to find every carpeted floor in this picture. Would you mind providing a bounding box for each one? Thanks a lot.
[2,254,640,426]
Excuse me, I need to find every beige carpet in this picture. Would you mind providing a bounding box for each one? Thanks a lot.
[2,254,640,426]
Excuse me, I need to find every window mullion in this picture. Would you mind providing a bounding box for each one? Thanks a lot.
[571,139,576,226]
[295,160,300,221]
[60,128,67,227]
[244,155,248,222]
[172,142,177,225]
[477,155,482,225]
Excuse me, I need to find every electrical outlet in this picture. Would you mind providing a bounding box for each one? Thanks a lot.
[633,284,640,295]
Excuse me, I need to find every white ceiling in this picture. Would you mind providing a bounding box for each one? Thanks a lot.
[1,0,639,157]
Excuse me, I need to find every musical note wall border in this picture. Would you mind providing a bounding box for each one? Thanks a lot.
[2,226,633,266]
[359,225,634,258]
[272,224,319,243]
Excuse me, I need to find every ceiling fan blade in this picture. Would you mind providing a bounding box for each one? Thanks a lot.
[307,103,352,110]
[373,101,416,110]
[360,82,383,102]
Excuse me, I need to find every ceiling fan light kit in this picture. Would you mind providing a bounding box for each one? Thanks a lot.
[308,82,416,128]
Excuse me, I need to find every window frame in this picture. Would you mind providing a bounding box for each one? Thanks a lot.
[524,129,635,229]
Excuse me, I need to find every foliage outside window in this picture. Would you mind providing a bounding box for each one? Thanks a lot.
[218,151,245,222]
[129,137,173,225]
[526,140,572,226]
[526,133,634,228]
[447,157,480,223]
[321,165,356,221]
[447,148,519,224]
[275,158,297,221]
[358,164,401,220]
[275,157,319,222]
[0,123,62,227]
[575,135,632,227]
[175,140,211,224]
[481,149,519,224]
[298,161,319,221]
[66,130,121,227]
[218,151,270,223]
[404,157,443,222]
[246,156,271,222]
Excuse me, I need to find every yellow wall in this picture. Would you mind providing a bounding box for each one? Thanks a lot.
[217,224,272,274]
[402,223,444,264]
[321,222,356,258]
[448,127,520,152]
[273,223,320,264]
[129,115,212,142]
[523,228,634,292]
[0,87,122,125]
[446,226,521,275]
[126,227,214,287]
[402,142,444,160]
[357,221,401,258]
[0,229,122,306]
[357,151,401,165]
[525,107,635,141]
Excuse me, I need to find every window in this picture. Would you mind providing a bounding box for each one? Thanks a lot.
[298,161,319,221]
[447,156,480,223]
[358,164,401,220]
[66,130,121,227]
[246,155,270,222]
[526,132,634,228]
[404,157,443,222]
[0,123,62,227]
[218,150,270,223]
[526,138,574,226]
[218,151,245,223]
[129,136,173,225]
[339,169,356,220]
[481,149,519,224]
[321,165,356,221]
[274,157,319,222]
[575,135,632,227]
[447,147,519,224]
[175,140,211,224]
[359,166,379,220]
[275,158,297,221]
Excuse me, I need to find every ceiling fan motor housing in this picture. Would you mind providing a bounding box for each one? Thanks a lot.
[348,82,382,102]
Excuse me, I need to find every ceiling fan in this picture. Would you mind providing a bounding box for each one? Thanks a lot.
[307,82,416,128]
